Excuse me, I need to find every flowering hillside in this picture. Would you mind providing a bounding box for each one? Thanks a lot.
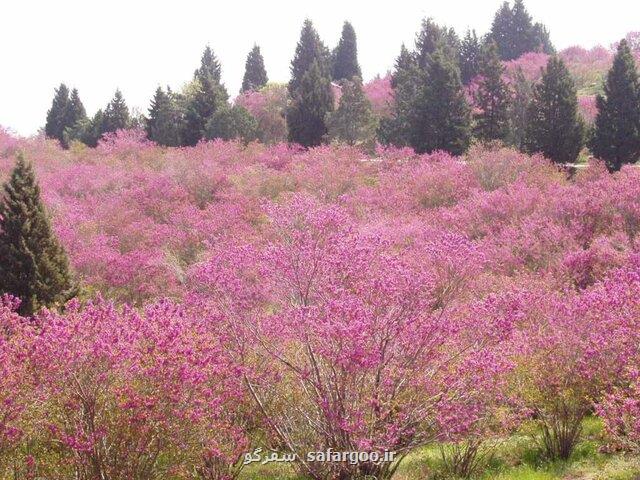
[2,128,640,479]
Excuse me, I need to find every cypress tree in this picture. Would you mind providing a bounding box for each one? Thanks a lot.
[326,77,377,149]
[524,56,584,163]
[289,19,330,94]
[459,29,482,85]
[474,41,511,142]
[102,90,131,134]
[182,76,229,146]
[45,83,71,144]
[331,21,361,82]
[0,154,76,316]
[241,45,268,93]
[379,44,419,146]
[590,39,640,171]
[146,87,183,146]
[195,46,222,84]
[415,18,459,71]
[409,48,471,155]
[287,60,334,147]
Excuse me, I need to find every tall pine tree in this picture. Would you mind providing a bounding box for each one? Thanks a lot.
[195,46,222,84]
[415,18,459,71]
[287,60,334,147]
[45,84,71,144]
[590,39,640,171]
[409,48,471,155]
[241,45,268,93]
[331,21,361,82]
[146,87,183,146]
[0,154,76,316]
[459,29,482,85]
[474,41,511,142]
[289,19,330,94]
[524,56,584,163]
[182,76,229,146]
[101,90,131,134]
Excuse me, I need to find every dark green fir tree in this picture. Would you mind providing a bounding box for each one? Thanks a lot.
[331,21,361,82]
[182,76,229,146]
[195,46,222,84]
[204,105,259,144]
[409,48,471,155]
[287,60,334,147]
[415,18,459,71]
[241,45,268,93]
[146,87,183,146]
[524,56,584,163]
[289,19,330,94]
[45,83,71,144]
[590,39,640,171]
[474,41,511,142]
[326,76,377,149]
[459,29,482,85]
[101,90,131,134]
[0,154,76,316]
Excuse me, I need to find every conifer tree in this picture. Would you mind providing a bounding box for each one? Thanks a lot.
[510,0,537,57]
[590,39,640,171]
[101,90,131,134]
[409,48,471,155]
[474,41,511,141]
[289,19,330,94]
[61,89,87,148]
[524,56,584,163]
[204,105,258,144]
[146,87,183,146]
[415,18,459,71]
[0,154,76,316]
[45,83,71,144]
[195,46,222,84]
[326,77,377,149]
[459,29,482,85]
[241,45,268,93]
[331,21,361,82]
[287,60,334,147]
[182,76,229,146]
[506,68,533,149]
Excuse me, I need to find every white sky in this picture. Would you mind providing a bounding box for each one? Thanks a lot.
[1,0,639,136]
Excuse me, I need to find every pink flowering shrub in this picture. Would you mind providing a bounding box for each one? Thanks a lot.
[235,84,288,144]
[364,75,394,118]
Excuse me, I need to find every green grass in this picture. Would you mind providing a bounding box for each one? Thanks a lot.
[238,418,640,479]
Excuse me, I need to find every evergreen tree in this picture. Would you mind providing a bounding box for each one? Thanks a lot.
[182,76,229,146]
[61,89,87,148]
[204,105,258,143]
[287,60,334,147]
[45,83,71,144]
[241,45,268,93]
[524,56,584,163]
[195,46,222,84]
[379,44,419,146]
[0,154,76,316]
[506,68,533,149]
[331,21,361,82]
[474,41,511,142]
[590,40,640,171]
[490,0,554,60]
[289,19,330,94]
[459,29,482,85]
[146,87,183,146]
[101,90,131,134]
[409,48,471,155]
[415,18,459,71]
[326,77,377,149]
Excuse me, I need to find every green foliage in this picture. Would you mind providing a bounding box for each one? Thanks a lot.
[331,21,361,82]
[590,39,640,171]
[326,77,377,150]
[409,48,471,155]
[459,29,482,85]
[474,41,511,142]
[64,110,105,148]
[287,60,334,147]
[204,105,258,143]
[101,89,131,134]
[289,19,330,94]
[524,57,584,163]
[182,77,229,146]
[146,87,183,146]
[415,18,460,71]
[507,68,533,149]
[490,0,554,60]
[0,154,76,316]
[241,45,268,93]
[45,85,87,148]
[195,45,222,84]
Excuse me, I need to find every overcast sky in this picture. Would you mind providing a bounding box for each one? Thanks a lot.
[1,0,639,136]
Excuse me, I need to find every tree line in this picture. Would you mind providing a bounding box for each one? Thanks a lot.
[43,0,640,172]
